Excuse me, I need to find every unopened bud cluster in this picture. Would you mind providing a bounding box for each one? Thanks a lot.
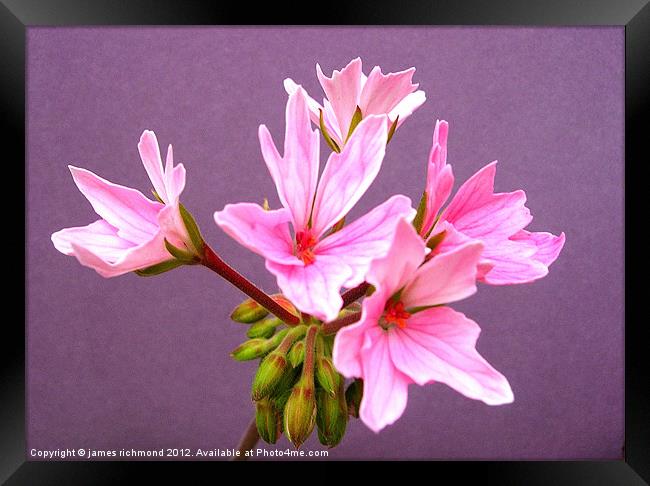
[229,296,365,448]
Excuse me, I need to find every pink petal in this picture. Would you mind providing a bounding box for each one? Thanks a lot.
[388,90,427,127]
[511,230,566,267]
[68,166,162,244]
[360,66,419,117]
[332,289,387,378]
[389,307,514,405]
[258,87,320,230]
[478,238,550,285]
[51,219,134,261]
[283,78,323,127]
[265,255,352,322]
[315,195,415,288]
[162,144,186,206]
[322,98,344,146]
[214,203,299,266]
[365,218,426,299]
[157,204,191,251]
[69,230,170,278]
[138,130,169,204]
[359,326,411,432]
[421,120,454,236]
[401,240,483,308]
[310,114,388,237]
[316,58,363,141]
[441,161,532,243]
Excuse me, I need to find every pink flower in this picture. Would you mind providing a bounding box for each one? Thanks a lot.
[214,87,415,322]
[284,57,426,148]
[421,120,566,285]
[333,220,513,432]
[51,131,191,277]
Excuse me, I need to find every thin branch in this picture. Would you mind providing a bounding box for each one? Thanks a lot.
[232,417,260,461]
[321,311,362,335]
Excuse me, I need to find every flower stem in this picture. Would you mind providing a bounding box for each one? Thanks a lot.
[201,243,300,326]
[341,282,370,308]
[232,417,259,461]
[321,311,362,335]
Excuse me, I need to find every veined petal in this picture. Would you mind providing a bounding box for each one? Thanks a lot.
[360,66,419,116]
[479,238,549,285]
[138,130,169,203]
[441,161,532,243]
[162,144,186,206]
[68,165,162,244]
[511,230,566,267]
[315,195,415,288]
[310,114,388,237]
[52,219,134,261]
[401,240,483,308]
[214,203,299,265]
[283,78,323,127]
[332,289,387,378]
[389,307,514,405]
[266,255,352,322]
[69,230,170,278]
[387,90,427,127]
[366,218,426,298]
[258,87,320,230]
[316,58,363,141]
[359,326,411,433]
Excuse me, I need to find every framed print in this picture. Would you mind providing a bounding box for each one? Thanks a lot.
[4,0,647,482]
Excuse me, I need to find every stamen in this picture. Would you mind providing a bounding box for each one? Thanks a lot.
[382,300,411,329]
[295,231,318,266]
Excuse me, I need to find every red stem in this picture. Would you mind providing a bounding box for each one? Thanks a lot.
[232,417,259,461]
[321,311,362,335]
[341,282,370,308]
[201,243,300,326]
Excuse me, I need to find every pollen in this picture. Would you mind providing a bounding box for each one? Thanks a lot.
[383,300,411,329]
[295,231,318,266]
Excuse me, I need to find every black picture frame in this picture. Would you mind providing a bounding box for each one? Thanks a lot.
[5,0,646,482]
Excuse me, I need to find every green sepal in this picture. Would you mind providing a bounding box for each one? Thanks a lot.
[164,238,199,263]
[151,189,164,203]
[412,191,428,235]
[329,217,345,235]
[387,115,399,144]
[426,230,447,251]
[179,203,204,254]
[344,106,363,143]
[320,109,341,153]
[134,259,184,277]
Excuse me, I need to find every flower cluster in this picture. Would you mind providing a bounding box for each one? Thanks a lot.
[52,58,564,449]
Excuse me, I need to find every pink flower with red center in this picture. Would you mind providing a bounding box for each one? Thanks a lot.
[214,86,415,323]
[333,219,514,432]
[420,120,566,284]
[51,131,192,277]
[284,57,426,148]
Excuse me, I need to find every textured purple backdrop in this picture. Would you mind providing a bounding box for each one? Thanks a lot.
[26,27,624,460]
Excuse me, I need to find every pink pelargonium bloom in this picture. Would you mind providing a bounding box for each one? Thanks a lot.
[51,130,190,277]
[214,87,415,322]
[284,57,426,148]
[420,120,566,285]
[333,219,513,433]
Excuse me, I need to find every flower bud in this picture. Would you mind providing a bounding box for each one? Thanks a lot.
[230,329,289,361]
[316,381,348,447]
[315,355,339,397]
[255,397,282,445]
[251,351,289,401]
[283,374,316,449]
[230,298,270,324]
[345,379,363,418]
[247,317,281,339]
[287,340,305,368]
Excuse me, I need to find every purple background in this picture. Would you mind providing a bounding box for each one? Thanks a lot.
[27,27,624,460]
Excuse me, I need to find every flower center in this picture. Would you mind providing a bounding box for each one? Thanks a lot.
[295,231,317,265]
[381,300,411,329]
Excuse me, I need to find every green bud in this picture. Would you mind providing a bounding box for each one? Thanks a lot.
[283,375,316,449]
[316,381,348,447]
[287,340,305,368]
[345,379,364,418]
[315,355,339,397]
[255,397,282,445]
[230,298,270,324]
[230,329,289,361]
[247,317,281,339]
[252,351,289,400]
